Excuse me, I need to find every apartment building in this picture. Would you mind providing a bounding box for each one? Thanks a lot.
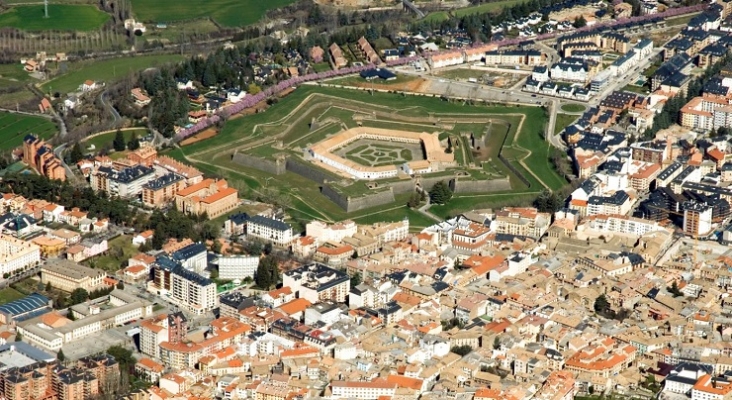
[158,317,250,370]
[587,191,632,216]
[142,173,186,208]
[329,43,348,69]
[358,219,409,246]
[174,179,238,218]
[684,201,714,237]
[533,371,576,400]
[0,357,56,400]
[578,214,668,237]
[246,215,293,247]
[283,262,350,304]
[140,313,187,359]
[90,165,155,199]
[484,50,544,66]
[0,235,40,277]
[153,257,218,314]
[550,58,590,82]
[492,207,551,239]
[41,259,104,292]
[23,135,65,181]
[330,381,397,400]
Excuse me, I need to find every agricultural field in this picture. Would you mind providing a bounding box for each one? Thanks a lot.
[130,0,296,27]
[41,54,184,94]
[0,4,110,31]
[0,112,57,150]
[174,85,566,224]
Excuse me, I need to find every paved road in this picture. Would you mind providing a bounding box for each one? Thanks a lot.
[99,89,121,126]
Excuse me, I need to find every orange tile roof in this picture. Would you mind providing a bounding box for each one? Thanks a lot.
[137,357,164,372]
[392,292,421,306]
[201,187,237,204]
[176,179,216,197]
[277,298,312,315]
[280,345,319,359]
[385,375,423,390]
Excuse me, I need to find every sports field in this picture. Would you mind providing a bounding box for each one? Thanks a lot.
[173,85,566,226]
[41,54,184,94]
[130,0,296,27]
[0,112,57,150]
[0,4,109,31]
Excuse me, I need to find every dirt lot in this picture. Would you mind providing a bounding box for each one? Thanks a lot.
[351,77,430,93]
[180,127,218,146]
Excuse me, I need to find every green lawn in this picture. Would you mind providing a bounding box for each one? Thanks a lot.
[560,103,585,113]
[0,64,33,83]
[453,0,528,17]
[554,113,578,135]
[130,0,296,27]
[41,54,184,94]
[0,287,26,304]
[352,206,437,230]
[0,4,109,31]
[622,84,649,94]
[424,11,449,22]
[0,112,57,150]
[82,129,148,152]
[86,235,139,272]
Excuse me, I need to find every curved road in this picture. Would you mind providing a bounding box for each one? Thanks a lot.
[100,89,121,125]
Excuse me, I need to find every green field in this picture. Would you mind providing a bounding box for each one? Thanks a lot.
[41,54,184,94]
[0,112,57,150]
[0,4,109,31]
[0,287,25,304]
[86,235,138,272]
[453,0,528,17]
[175,85,565,223]
[554,114,578,135]
[130,0,296,27]
[560,103,585,113]
[82,128,148,152]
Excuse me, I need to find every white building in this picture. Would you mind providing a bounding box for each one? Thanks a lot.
[578,214,668,237]
[305,220,357,244]
[0,235,40,278]
[217,255,259,280]
[246,215,293,247]
[170,267,218,315]
[283,262,350,304]
[330,381,397,400]
[90,165,156,199]
[550,58,589,82]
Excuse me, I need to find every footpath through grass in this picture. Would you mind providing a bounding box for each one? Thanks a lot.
[130,0,296,27]
[41,54,184,94]
[0,112,57,150]
[0,4,109,31]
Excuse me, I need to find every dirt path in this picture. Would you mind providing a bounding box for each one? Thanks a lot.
[508,114,551,191]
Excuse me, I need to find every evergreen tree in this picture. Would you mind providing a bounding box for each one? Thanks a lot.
[57,349,65,362]
[116,281,124,290]
[69,288,89,305]
[14,332,22,342]
[256,256,278,289]
[407,192,421,208]
[594,294,610,313]
[429,181,453,205]
[350,272,362,288]
[69,142,84,164]
[113,130,126,152]
[573,15,587,28]
[45,281,52,292]
[127,132,140,150]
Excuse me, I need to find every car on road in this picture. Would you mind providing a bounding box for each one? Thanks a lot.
[531,94,536,97]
